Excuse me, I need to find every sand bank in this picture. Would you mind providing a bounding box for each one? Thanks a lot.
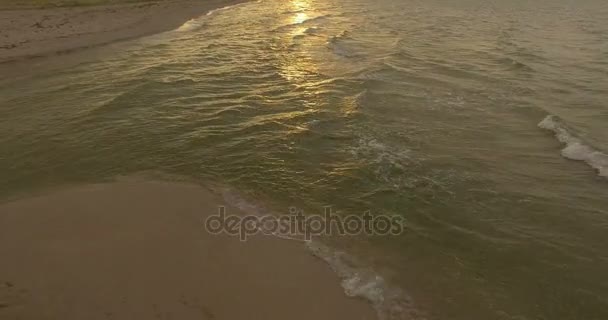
[0,179,377,319]
[0,0,245,63]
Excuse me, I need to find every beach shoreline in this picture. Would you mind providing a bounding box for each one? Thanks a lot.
[0,178,378,320]
[0,3,380,318]
[0,0,247,64]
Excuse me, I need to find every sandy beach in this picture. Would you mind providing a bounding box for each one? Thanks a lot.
[0,179,377,319]
[0,3,379,318]
[0,0,246,63]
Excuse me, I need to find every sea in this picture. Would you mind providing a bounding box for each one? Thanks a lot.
[1,0,607,319]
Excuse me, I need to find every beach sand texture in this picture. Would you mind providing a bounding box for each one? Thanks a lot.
[0,180,377,319]
[0,0,245,63]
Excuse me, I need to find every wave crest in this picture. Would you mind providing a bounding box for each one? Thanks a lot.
[538,115,608,177]
[306,241,424,320]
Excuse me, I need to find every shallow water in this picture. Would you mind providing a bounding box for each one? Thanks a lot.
[1,0,608,319]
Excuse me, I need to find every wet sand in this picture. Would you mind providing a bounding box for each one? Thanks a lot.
[0,179,377,320]
[0,0,246,63]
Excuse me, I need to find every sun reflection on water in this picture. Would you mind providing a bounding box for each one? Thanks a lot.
[277,0,321,86]
[291,0,310,24]
[292,0,310,11]
[293,12,308,24]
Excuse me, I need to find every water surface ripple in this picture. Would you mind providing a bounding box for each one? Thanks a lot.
[1,0,608,319]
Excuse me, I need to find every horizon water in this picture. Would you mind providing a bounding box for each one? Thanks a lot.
[1,0,608,319]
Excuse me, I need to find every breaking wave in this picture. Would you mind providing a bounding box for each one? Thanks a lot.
[538,115,608,178]
[206,1,252,16]
[219,187,422,320]
[306,241,425,320]
[177,2,250,32]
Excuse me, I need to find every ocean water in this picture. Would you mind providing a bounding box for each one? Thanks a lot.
[1,0,608,319]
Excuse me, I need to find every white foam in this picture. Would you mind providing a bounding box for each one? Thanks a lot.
[306,241,424,320]
[177,2,249,32]
[221,189,266,216]
[207,1,256,16]
[220,187,423,319]
[350,136,414,174]
[538,115,608,177]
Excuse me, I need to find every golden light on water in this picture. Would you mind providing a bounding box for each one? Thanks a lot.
[293,12,308,24]
[275,0,325,92]
[291,0,310,11]
[291,0,310,24]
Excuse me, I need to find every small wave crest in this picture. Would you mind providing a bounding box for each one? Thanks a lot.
[219,188,422,319]
[177,2,248,32]
[206,2,249,16]
[350,136,417,188]
[176,19,202,32]
[538,115,608,177]
[221,188,267,216]
[297,14,332,25]
[306,241,424,320]
[328,30,360,58]
[329,43,359,58]
[273,14,332,32]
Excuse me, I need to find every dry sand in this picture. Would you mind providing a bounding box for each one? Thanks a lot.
[0,179,377,320]
[0,0,246,63]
